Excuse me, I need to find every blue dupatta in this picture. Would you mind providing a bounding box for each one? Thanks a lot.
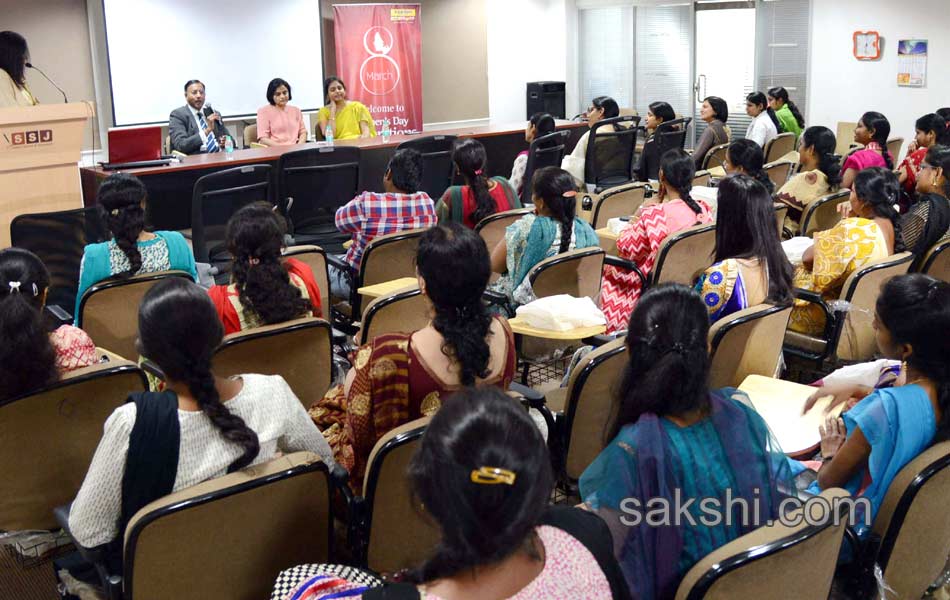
[510,215,600,289]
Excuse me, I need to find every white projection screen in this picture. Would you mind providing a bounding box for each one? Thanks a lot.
[103,0,324,126]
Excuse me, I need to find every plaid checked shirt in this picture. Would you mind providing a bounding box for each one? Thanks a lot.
[336,191,437,268]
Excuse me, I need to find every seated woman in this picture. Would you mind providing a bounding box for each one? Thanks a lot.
[436,138,521,228]
[901,145,950,255]
[311,223,517,491]
[488,167,599,309]
[255,77,307,146]
[580,284,794,598]
[76,173,196,318]
[510,112,556,197]
[805,274,949,537]
[208,202,321,335]
[898,113,949,201]
[358,387,631,600]
[767,86,806,141]
[789,167,902,335]
[775,126,842,235]
[68,278,334,550]
[634,101,677,182]
[0,248,96,401]
[723,138,775,194]
[744,91,780,150]
[316,76,377,141]
[840,111,893,189]
[692,96,731,169]
[695,174,793,321]
[562,95,619,184]
[600,150,714,333]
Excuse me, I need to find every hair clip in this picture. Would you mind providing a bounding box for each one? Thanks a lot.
[470,466,516,486]
[562,190,578,198]
[927,280,942,300]
[8,281,21,294]
[110,209,119,216]
[248,257,260,266]
[31,283,39,296]
[474,169,484,176]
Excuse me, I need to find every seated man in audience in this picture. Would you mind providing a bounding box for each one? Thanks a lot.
[169,79,231,154]
[329,148,436,298]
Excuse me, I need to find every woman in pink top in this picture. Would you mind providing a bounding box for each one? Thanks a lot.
[255,78,307,146]
[840,111,894,189]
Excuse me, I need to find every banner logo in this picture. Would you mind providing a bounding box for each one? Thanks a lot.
[360,27,400,96]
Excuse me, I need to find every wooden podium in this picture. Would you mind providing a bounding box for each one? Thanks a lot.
[0,102,95,247]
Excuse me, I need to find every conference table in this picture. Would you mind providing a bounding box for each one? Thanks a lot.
[79,121,588,231]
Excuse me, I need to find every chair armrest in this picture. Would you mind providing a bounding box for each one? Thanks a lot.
[45,304,72,326]
[325,254,358,304]
[604,255,647,290]
[54,503,123,599]
[482,289,514,317]
[140,359,166,381]
[509,381,545,409]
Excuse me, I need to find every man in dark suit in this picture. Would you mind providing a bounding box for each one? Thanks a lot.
[169,79,231,154]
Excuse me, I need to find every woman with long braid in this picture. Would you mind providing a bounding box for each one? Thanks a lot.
[436,137,521,228]
[69,278,334,549]
[840,111,894,189]
[76,173,196,318]
[600,149,713,333]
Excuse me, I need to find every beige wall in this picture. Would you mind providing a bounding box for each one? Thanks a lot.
[320,0,489,124]
[1,0,97,150]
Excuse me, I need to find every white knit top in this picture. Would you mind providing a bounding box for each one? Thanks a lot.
[68,374,334,548]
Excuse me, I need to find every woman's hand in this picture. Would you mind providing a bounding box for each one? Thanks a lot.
[329,101,337,120]
[802,383,871,414]
[908,139,918,154]
[819,416,847,460]
[836,202,853,219]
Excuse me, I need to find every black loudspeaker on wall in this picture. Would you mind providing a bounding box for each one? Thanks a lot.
[526,81,566,120]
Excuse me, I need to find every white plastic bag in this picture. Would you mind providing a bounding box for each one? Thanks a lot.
[782,236,814,266]
[515,295,606,331]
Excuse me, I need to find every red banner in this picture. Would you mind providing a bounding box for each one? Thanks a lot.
[333,4,423,135]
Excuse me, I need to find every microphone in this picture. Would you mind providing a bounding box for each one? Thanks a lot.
[25,62,68,103]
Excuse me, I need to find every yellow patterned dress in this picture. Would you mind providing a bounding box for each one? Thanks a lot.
[788,218,889,335]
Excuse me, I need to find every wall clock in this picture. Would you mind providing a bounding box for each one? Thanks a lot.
[854,31,881,60]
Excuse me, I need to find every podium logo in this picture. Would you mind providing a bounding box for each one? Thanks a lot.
[4,129,53,148]
[360,26,400,96]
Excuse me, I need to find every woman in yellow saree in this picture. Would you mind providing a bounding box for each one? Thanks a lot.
[316,76,377,140]
[789,167,902,334]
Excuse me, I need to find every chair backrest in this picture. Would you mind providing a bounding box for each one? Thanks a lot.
[77,270,195,360]
[363,417,440,573]
[359,287,429,345]
[708,303,792,389]
[191,164,273,262]
[651,223,717,286]
[773,203,788,237]
[475,208,532,255]
[282,245,331,313]
[764,132,796,163]
[801,189,848,237]
[123,452,333,600]
[918,238,950,281]
[276,145,361,250]
[243,123,258,147]
[528,247,606,300]
[887,137,905,165]
[701,143,730,171]
[588,182,649,229]
[213,317,333,406]
[655,117,692,155]
[396,135,458,200]
[763,160,794,190]
[356,229,427,316]
[835,252,914,362]
[868,441,950,600]
[10,206,110,312]
[674,488,851,600]
[692,170,711,187]
[521,130,571,204]
[584,115,641,190]
[560,338,627,481]
[0,357,147,530]
[835,122,859,156]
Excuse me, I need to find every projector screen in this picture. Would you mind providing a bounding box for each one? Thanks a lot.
[103,0,324,126]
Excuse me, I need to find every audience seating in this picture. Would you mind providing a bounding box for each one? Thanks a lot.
[701,143,730,171]
[358,286,429,346]
[396,135,458,201]
[276,145,360,253]
[650,223,717,287]
[281,245,331,316]
[475,208,533,258]
[77,270,195,360]
[580,182,650,230]
[188,164,273,267]
[917,238,950,281]
[351,417,439,573]
[58,451,338,600]
[692,170,711,187]
[801,190,848,237]
[774,203,789,238]
[784,252,914,366]
[763,160,795,190]
[655,118,692,163]
[886,137,905,165]
[674,488,851,600]
[708,303,792,388]
[528,247,606,301]
[213,317,334,407]
[521,130,572,204]
[0,353,146,531]
[585,115,641,192]
[764,132,796,164]
[10,206,109,315]
[835,122,859,156]
[848,441,950,600]
[242,123,260,148]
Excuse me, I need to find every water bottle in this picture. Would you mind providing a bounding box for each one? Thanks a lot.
[224,136,234,159]
[325,123,334,146]
[381,118,391,142]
